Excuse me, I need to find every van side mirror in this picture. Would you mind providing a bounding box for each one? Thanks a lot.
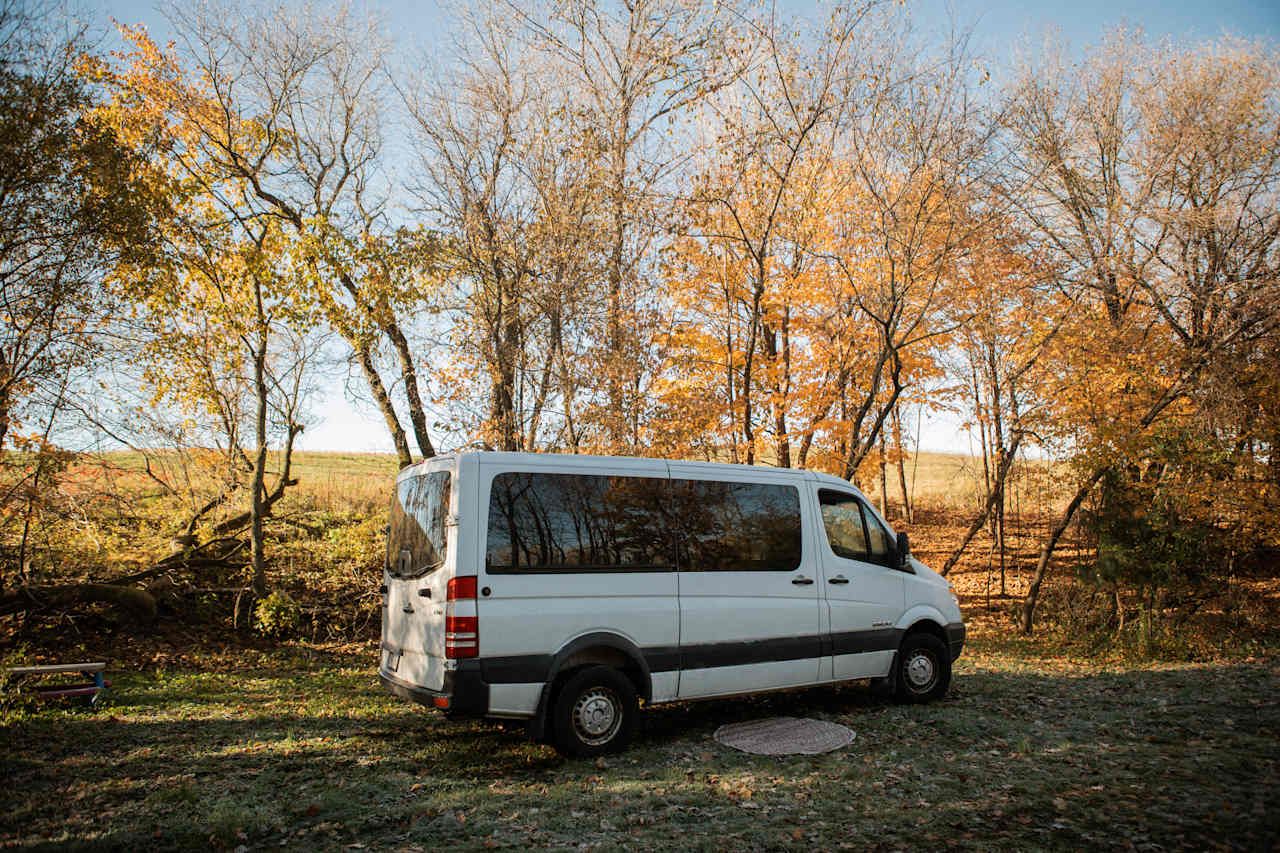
[896,531,910,568]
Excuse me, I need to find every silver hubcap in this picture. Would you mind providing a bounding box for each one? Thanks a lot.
[573,687,621,746]
[905,651,937,691]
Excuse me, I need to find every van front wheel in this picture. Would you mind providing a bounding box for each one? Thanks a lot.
[894,632,951,703]
[551,665,638,758]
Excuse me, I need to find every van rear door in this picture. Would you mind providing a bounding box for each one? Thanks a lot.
[382,463,455,694]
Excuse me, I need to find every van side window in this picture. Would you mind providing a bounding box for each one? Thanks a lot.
[387,471,451,579]
[486,473,673,572]
[819,489,895,566]
[674,480,803,571]
[819,490,869,559]
[864,509,894,561]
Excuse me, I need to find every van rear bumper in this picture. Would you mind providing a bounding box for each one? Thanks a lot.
[945,622,966,661]
[379,663,490,716]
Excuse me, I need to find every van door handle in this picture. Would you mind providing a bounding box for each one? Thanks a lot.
[791,576,814,585]
[828,575,850,585]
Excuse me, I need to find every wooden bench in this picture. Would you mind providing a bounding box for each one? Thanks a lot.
[3,662,112,706]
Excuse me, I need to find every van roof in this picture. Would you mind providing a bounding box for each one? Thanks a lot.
[404,450,857,488]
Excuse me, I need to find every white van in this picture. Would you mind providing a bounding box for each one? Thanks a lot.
[379,451,964,757]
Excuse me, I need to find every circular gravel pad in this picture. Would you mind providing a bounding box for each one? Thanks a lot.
[713,716,855,755]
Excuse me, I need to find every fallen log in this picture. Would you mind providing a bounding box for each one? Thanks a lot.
[0,584,157,622]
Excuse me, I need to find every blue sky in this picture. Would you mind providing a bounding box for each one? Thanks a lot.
[85,0,1279,455]
[94,0,1280,58]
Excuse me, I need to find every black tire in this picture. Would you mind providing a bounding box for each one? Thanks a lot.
[551,665,638,758]
[894,631,951,703]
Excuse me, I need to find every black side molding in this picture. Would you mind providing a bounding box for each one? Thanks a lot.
[473,627,908,685]
[944,622,966,662]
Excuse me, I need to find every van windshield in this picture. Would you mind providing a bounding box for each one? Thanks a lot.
[387,471,451,579]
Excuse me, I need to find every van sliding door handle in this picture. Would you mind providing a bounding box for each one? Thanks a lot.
[791,576,814,585]
[828,575,850,585]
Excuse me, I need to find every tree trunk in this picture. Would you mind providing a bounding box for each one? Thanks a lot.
[0,584,157,622]
[14,375,69,585]
[209,423,301,538]
[0,373,9,454]
[1021,370,1196,632]
[941,431,1025,576]
[250,331,269,598]
[741,283,763,466]
[878,429,889,518]
[352,338,412,468]
[602,106,631,453]
[383,320,435,459]
[1019,463,1109,633]
[893,406,912,524]
[766,306,792,468]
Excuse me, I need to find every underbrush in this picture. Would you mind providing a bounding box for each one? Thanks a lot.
[948,566,1280,666]
[3,452,1277,672]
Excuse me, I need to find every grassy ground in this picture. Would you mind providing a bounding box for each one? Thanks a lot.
[4,449,1278,850]
[2,636,1276,852]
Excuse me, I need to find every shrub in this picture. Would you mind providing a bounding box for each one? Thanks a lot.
[253,590,303,639]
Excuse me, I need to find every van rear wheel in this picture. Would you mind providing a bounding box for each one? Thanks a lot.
[551,665,638,758]
[894,632,951,703]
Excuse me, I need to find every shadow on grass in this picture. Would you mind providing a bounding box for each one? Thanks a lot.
[2,659,1277,851]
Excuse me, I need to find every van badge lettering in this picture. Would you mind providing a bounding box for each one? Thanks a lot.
[872,621,891,627]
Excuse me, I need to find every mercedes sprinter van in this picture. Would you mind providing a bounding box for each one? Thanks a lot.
[379,451,964,756]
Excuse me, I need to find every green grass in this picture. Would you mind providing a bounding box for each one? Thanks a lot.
[2,641,1276,851]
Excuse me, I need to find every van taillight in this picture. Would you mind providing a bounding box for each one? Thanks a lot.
[445,616,478,658]
[446,576,477,601]
[445,576,478,658]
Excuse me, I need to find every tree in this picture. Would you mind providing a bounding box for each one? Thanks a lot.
[107,3,436,469]
[511,0,743,452]
[0,0,159,583]
[657,6,994,490]
[99,17,338,595]
[405,8,613,453]
[935,212,1068,580]
[118,217,320,596]
[1004,33,1280,631]
[674,3,884,467]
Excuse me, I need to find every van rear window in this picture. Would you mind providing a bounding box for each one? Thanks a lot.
[387,471,451,579]
[486,473,673,572]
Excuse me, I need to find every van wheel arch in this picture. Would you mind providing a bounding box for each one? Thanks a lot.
[528,633,651,743]
[903,618,947,646]
[893,626,951,703]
